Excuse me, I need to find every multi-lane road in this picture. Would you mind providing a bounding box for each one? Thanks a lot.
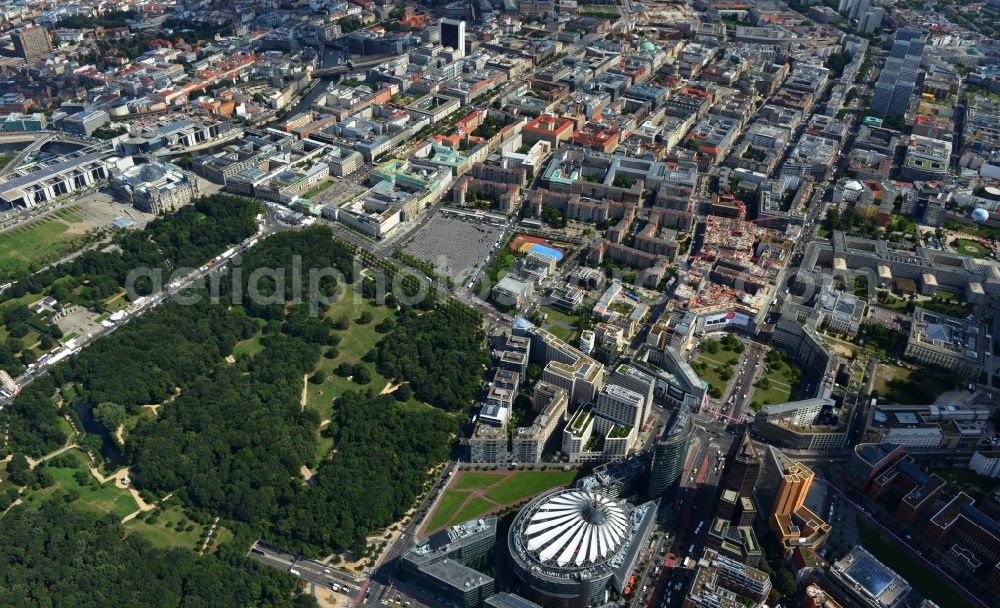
[1,210,284,407]
[718,341,766,424]
[633,411,735,608]
[249,542,362,594]
[248,461,458,608]
[362,463,458,606]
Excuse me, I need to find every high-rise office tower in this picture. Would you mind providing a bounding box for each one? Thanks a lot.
[848,0,869,21]
[859,6,885,34]
[11,25,52,60]
[439,18,466,58]
[871,29,925,117]
[755,446,814,527]
[714,430,763,522]
[646,406,692,499]
[753,446,831,549]
[720,431,762,499]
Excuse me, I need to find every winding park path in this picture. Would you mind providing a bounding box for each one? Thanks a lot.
[87,465,163,522]
[6,437,158,523]
[198,516,221,556]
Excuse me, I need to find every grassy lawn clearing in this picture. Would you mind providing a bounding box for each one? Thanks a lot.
[751,351,803,407]
[484,470,577,505]
[928,467,993,502]
[874,363,910,396]
[103,291,130,312]
[426,490,471,531]
[125,503,205,550]
[580,7,620,17]
[874,363,957,405]
[453,471,506,490]
[753,378,793,407]
[122,408,156,438]
[22,449,138,520]
[232,333,264,359]
[452,496,496,523]
[920,292,973,319]
[303,180,334,199]
[540,306,579,344]
[692,349,741,395]
[57,416,76,439]
[0,205,88,280]
[208,525,234,553]
[953,238,990,258]
[427,470,577,532]
[303,294,396,422]
[545,323,572,342]
[876,292,911,312]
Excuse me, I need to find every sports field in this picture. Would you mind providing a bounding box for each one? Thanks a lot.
[510,234,571,261]
[425,469,577,532]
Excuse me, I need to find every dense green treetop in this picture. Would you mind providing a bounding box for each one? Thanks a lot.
[0,502,313,608]
[376,307,487,411]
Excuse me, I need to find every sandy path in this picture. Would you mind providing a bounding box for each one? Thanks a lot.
[301,374,309,412]
[87,466,159,522]
[26,442,78,469]
[198,516,220,555]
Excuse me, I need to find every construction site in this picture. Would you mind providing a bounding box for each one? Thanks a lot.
[674,195,790,316]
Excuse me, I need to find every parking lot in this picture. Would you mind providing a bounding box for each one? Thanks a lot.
[401,215,506,285]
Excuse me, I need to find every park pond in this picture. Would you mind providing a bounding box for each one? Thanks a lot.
[72,400,128,468]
